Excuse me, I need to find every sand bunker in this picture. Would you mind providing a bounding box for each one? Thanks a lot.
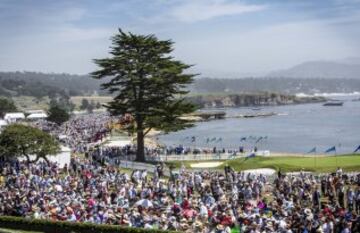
[190,162,224,168]
[242,168,276,175]
[105,139,131,147]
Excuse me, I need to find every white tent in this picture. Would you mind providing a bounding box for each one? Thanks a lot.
[27,113,48,120]
[0,119,8,129]
[4,112,25,123]
[25,109,46,114]
[18,146,71,168]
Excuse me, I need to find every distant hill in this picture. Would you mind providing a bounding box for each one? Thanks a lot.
[1,70,360,99]
[268,59,360,79]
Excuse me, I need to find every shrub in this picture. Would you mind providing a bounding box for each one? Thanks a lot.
[0,216,175,233]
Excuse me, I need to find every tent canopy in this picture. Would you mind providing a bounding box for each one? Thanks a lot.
[4,112,25,121]
[27,113,48,119]
[0,120,8,127]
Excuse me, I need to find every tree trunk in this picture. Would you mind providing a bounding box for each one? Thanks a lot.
[24,154,30,165]
[42,156,50,165]
[136,130,145,162]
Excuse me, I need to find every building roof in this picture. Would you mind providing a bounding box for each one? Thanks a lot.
[25,109,46,114]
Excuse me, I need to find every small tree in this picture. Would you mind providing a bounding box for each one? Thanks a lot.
[47,104,70,125]
[92,29,197,162]
[87,100,96,113]
[49,95,75,113]
[0,98,17,118]
[80,98,90,110]
[0,124,60,164]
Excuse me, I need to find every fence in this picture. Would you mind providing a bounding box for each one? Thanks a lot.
[116,160,170,176]
[146,151,270,162]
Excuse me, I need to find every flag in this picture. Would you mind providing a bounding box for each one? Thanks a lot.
[325,146,336,153]
[307,147,317,154]
[354,145,360,153]
[211,137,217,142]
[206,138,210,143]
[217,137,222,143]
[244,153,255,161]
[255,136,263,144]
[191,136,196,143]
[240,137,247,142]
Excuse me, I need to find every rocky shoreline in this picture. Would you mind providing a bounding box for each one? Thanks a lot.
[185,93,326,108]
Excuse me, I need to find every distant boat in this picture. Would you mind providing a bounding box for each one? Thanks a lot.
[323,101,343,106]
[252,107,262,111]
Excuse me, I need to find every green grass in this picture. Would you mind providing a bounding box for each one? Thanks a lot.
[166,154,360,173]
[12,96,50,111]
[218,154,360,173]
[70,96,112,110]
[11,95,112,111]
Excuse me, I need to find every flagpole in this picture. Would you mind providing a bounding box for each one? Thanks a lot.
[314,150,317,170]
[335,149,338,168]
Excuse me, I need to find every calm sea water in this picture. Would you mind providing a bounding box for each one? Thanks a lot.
[159,95,360,154]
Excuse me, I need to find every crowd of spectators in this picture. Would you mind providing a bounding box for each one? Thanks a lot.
[0,156,359,232]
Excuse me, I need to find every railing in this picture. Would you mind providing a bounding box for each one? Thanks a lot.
[151,153,240,161]
[144,150,270,162]
[114,160,170,176]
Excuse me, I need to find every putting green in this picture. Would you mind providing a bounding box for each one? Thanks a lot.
[218,154,360,173]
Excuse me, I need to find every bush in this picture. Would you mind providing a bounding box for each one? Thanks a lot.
[0,216,175,233]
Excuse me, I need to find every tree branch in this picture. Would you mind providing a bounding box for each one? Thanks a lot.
[143,127,153,136]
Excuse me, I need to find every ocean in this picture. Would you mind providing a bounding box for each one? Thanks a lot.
[158,94,360,154]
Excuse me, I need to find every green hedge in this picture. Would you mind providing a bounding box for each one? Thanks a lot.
[0,216,176,233]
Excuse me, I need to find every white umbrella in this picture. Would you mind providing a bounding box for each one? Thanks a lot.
[135,199,153,208]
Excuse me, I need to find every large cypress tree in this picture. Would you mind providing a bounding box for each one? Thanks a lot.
[91,29,197,162]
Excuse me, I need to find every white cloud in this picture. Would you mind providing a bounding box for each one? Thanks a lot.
[170,0,266,22]
[173,20,357,76]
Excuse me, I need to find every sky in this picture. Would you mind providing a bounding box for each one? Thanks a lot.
[0,0,360,76]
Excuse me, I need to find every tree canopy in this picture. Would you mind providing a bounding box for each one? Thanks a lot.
[47,103,70,125]
[91,29,197,161]
[0,124,60,164]
[0,98,17,118]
